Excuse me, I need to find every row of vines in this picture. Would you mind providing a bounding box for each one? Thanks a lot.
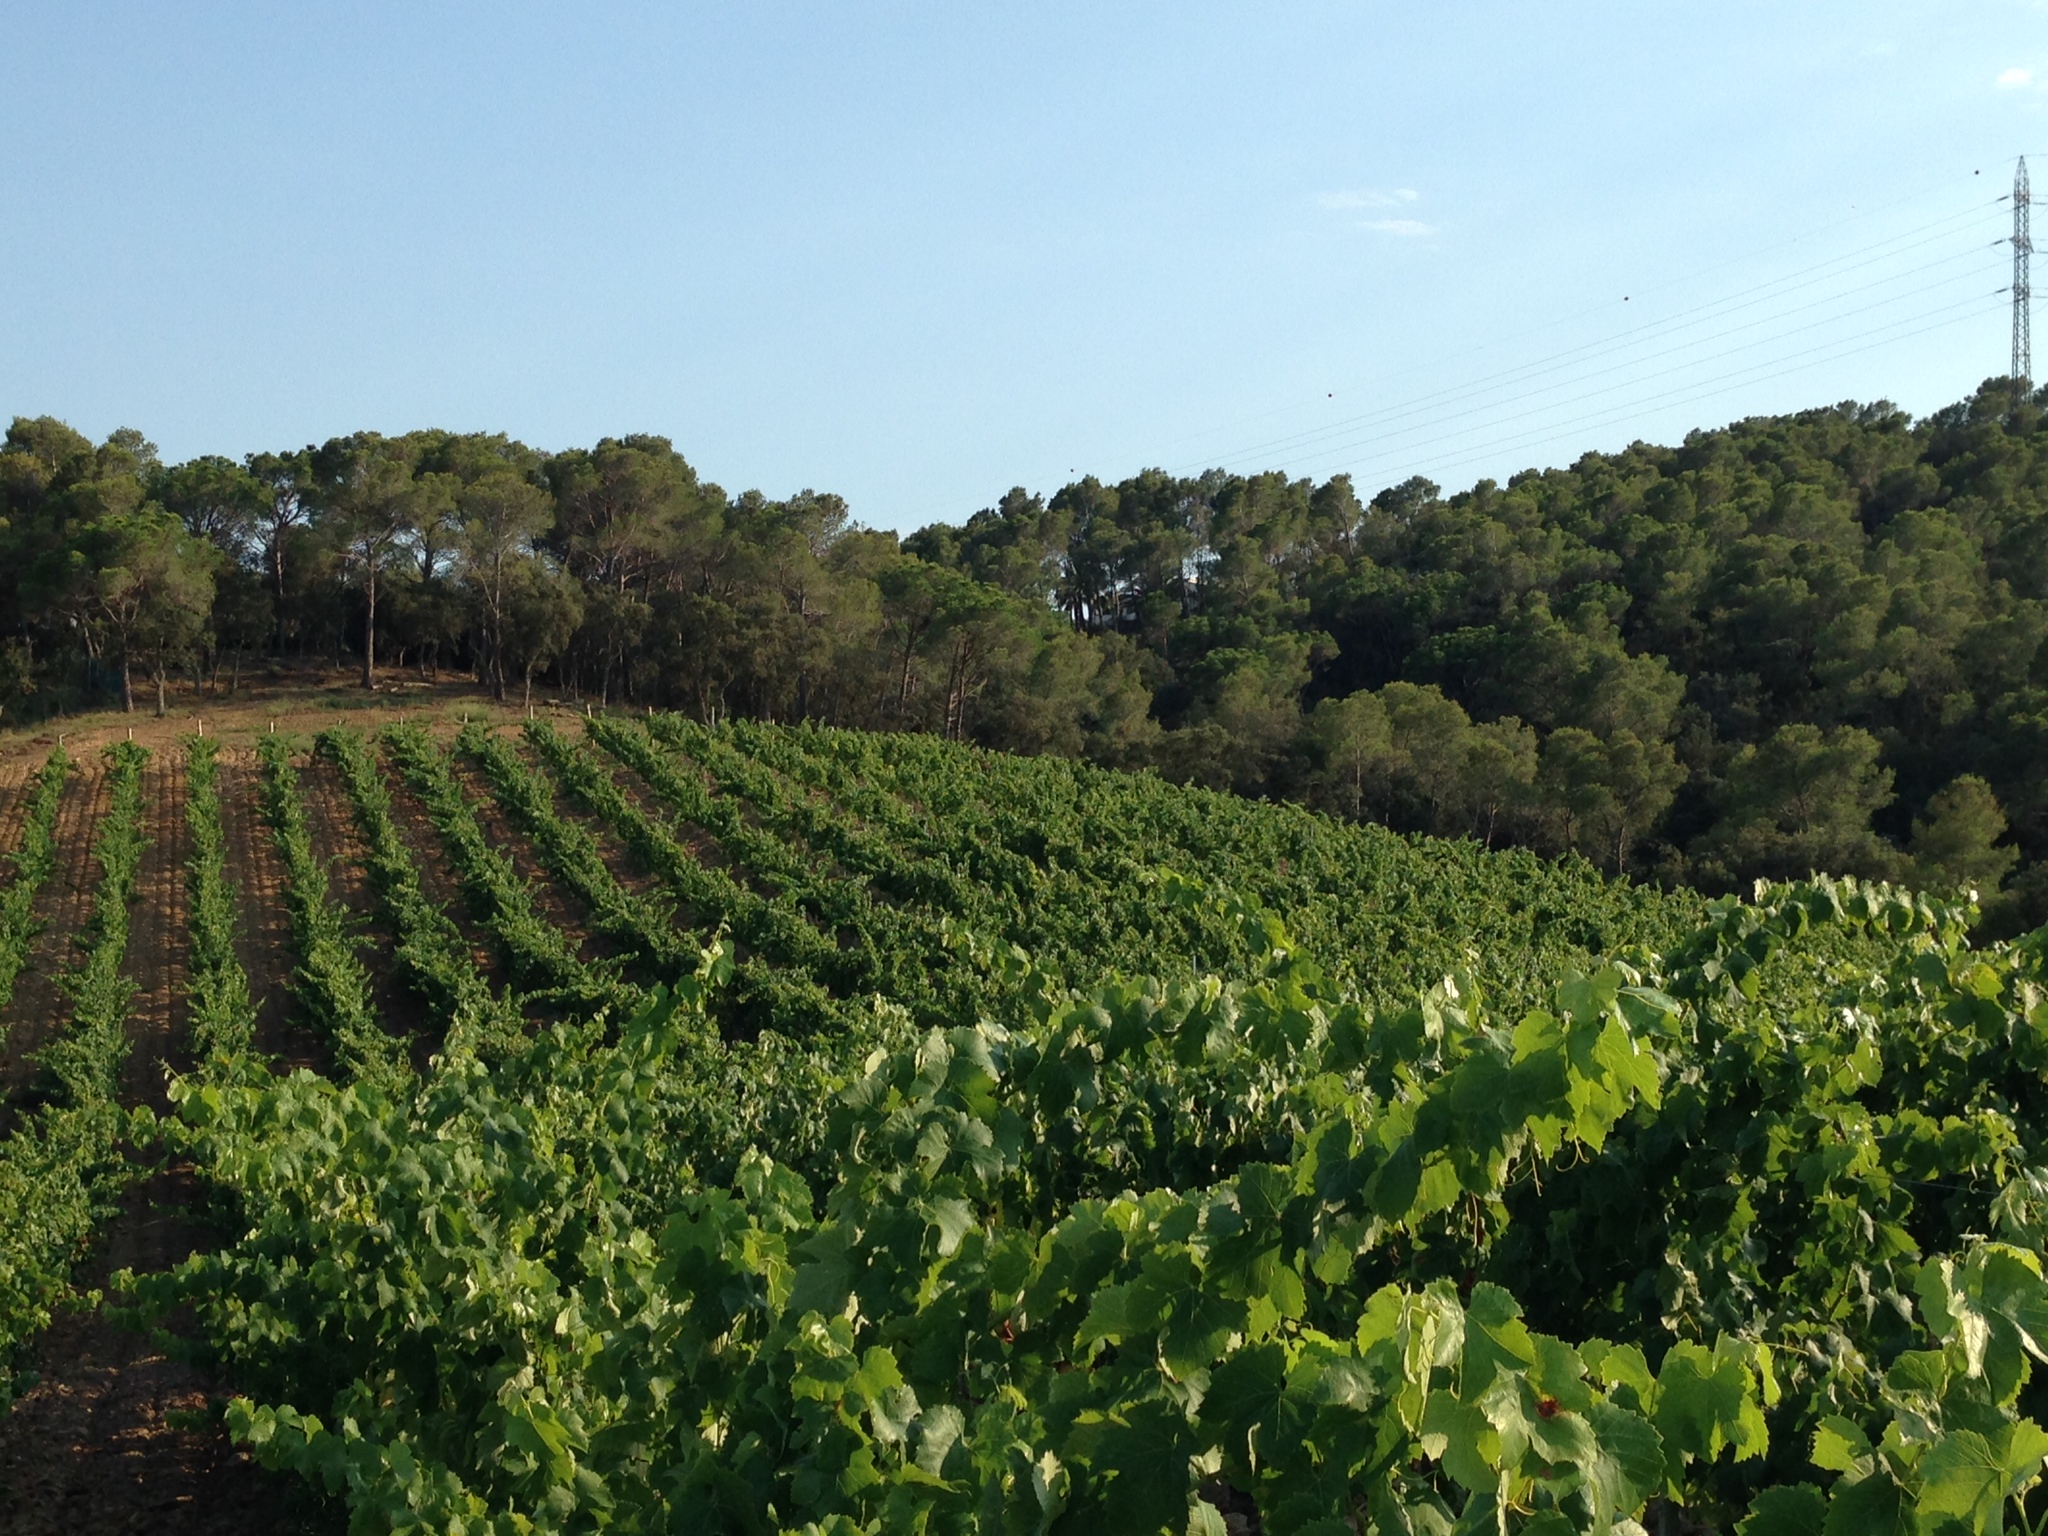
[5,716,2047,1533]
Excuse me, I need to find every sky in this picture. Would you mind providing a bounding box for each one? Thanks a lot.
[1,2,2044,531]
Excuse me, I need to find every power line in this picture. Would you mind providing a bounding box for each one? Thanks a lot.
[1168,198,2007,475]
[1278,278,2005,475]
[1305,295,2007,487]
[1139,167,2000,464]
[1193,239,2005,474]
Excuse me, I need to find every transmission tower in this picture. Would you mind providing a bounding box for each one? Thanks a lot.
[2017,156,2031,410]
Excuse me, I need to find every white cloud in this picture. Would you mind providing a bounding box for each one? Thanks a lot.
[1997,65,2035,88]
[1318,188,1419,211]
[1363,218,1435,237]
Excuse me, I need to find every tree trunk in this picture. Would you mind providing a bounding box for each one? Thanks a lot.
[230,647,242,697]
[154,664,167,718]
[362,564,378,688]
[121,655,134,714]
[897,636,917,717]
[273,540,289,655]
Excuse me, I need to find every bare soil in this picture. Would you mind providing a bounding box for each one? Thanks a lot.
[213,752,325,1073]
[1,770,113,1103]
[0,749,325,1532]
[293,754,441,1057]
[0,1168,334,1534]
[0,668,585,1533]
[377,767,516,994]
[449,753,619,969]
[0,671,777,1532]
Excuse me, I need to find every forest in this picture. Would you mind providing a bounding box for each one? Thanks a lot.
[3,374,2045,922]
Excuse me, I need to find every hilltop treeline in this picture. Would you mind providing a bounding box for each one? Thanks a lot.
[5,377,2047,919]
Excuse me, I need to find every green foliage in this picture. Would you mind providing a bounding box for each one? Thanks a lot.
[1692,723,1901,888]
[15,390,2048,894]
[0,745,69,1029]
[183,739,259,1069]
[1911,775,2019,897]
[254,733,407,1084]
[525,717,854,1039]
[134,790,2048,1534]
[0,742,149,1410]
[459,721,692,976]
[317,726,528,1060]
[383,721,632,1015]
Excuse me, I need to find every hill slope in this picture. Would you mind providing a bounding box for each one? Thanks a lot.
[0,691,2040,1533]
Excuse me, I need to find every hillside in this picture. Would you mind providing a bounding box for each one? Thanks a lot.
[0,681,2043,1532]
[6,379,2048,934]
[0,678,1678,1528]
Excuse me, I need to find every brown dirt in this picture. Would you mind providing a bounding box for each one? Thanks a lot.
[120,756,188,1110]
[0,674,634,1533]
[292,754,439,1055]
[374,763,514,997]
[1,769,113,1101]
[0,750,329,1533]
[447,752,618,968]
[520,736,709,943]
[213,752,325,1073]
[0,1168,332,1534]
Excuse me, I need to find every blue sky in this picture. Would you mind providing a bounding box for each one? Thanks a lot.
[1,3,2043,530]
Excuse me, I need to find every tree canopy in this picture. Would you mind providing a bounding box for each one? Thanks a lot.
[6,376,2046,922]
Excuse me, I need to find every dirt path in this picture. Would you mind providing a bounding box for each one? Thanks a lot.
[379,768,516,994]
[0,1166,334,1533]
[121,758,188,1108]
[0,751,330,1532]
[214,752,325,1073]
[292,753,441,1057]
[523,738,709,945]
[450,753,620,969]
[0,769,112,1102]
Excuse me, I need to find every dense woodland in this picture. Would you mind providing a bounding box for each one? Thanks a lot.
[5,376,2048,923]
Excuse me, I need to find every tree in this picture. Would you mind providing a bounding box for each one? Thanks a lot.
[1381,681,1476,833]
[312,434,421,687]
[502,562,585,707]
[153,455,263,561]
[1304,691,1392,822]
[1538,727,1683,873]
[1460,716,1539,849]
[247,448,313,651]
[546,435,711,702]
[459,471,554,700]
[1908,775,2016,895]
[1692,723,1899,886]
[80,510,216,714]
[207,562,272,695]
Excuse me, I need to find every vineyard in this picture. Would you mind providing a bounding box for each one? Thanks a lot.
[0,698,2044,1535]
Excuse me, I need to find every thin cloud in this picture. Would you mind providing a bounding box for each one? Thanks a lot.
[1363,218,1436,237]
[1997,66,2035,88]
[1318,188,1419,211]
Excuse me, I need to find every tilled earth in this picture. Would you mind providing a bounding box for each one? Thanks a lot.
[0,753,332,1531]
[0,674,572,1531]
